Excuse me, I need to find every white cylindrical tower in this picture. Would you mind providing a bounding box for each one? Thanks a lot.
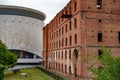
[0,5,46,59]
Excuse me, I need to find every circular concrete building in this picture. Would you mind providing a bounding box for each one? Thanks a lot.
[0,5,46,62]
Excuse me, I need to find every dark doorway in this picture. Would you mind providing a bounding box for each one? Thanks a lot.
[75,67,77,77]
[73,49,78,77]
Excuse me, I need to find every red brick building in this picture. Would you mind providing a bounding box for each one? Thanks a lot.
[43,0,120,79]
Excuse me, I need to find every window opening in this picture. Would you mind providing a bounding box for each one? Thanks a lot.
[118,32,120,43]
[98,49,102,59]
[97,0,102,9]
[98,33,102,42]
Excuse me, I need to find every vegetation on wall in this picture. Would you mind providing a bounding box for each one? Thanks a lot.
[86,47,120,80]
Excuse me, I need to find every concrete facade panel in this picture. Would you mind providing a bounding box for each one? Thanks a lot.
[0,5,45,57]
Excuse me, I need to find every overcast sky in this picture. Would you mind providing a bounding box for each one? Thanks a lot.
[0,0,70,24]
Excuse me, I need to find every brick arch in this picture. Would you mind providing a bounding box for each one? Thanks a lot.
[73,49,79,59]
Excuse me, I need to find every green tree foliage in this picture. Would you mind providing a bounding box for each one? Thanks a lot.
[0,40,17,68]
[0,64,5,80]
[0,40,17,80]
[87,47,120,80]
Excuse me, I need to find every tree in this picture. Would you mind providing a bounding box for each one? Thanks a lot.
[87,47,120,80]
[0,40,17,80]
[0,40,17,67]
[0,64,5,80]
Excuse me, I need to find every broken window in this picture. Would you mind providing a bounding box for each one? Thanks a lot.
[97,0,102,9]
[98,49,102,59]
[98,33,102,42]
[118,32,120,43]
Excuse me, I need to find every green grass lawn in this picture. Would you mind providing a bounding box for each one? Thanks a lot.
[4,68,54,80]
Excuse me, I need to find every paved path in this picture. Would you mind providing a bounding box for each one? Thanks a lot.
[8,65,42,70]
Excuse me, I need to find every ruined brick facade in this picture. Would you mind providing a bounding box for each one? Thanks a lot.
[43,0,120,79]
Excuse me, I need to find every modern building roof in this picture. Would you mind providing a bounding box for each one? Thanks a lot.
[0,5,46,21]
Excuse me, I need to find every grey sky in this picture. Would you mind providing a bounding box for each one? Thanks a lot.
[0,0,70,24]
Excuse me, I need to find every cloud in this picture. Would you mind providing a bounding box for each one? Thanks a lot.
[0,0,70,24]
[0,0,7,4]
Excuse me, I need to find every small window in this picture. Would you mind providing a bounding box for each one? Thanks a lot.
[70,36,72,46]
[74,34,77,44]
[65,50,67,59]
[74,18,77,28]
[69,21,72,30]
[62,27,64,34]
[56,63,57,70]
[70,7,72,15]
[56,52,57,59]
[66,37,68,46]
[66,24,67,32]
[59,17,60,24]
[69,66,71,74]
[56,41,58,48]
[74,2,77,11]
[59,51,60,59]
[59,40,61,48]
[98,19,102,22]
[61,64,63,72]
[98,49,102,59]
[62,51,63,59]
[54,32,55,38]
[97,0,102,9]
[65,65,67,73]
[59,63,60,71]
[56,31,58,37]
[62,38,64,47]
[66,10,68,14]
[69,50,71,59]
[54,42,55,48]
[98,33,102,42]
[113,0,116,3]
[118,32,120,43]
[59,29,61,36]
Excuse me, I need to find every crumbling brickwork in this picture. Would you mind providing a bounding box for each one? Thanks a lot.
[43,0,120,79]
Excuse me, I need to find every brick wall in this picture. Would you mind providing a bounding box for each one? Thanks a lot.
[43,0,120,79]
